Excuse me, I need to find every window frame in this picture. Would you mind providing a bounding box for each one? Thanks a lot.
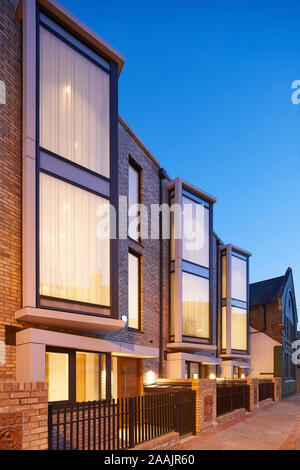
[36,6,119,319]
[169,185,214,345]
[128,157,142,245]
[127,249,142,332]
[220,245,250,356]
[46,346,111,404]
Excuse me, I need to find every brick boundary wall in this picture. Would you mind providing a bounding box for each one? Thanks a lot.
[0,382,48,450]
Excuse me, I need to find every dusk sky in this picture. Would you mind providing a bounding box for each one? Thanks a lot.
[60,0,300,317]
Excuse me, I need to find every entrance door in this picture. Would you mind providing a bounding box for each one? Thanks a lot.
[117,358,141,398]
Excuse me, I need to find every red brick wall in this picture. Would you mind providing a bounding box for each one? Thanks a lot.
[250,302,282,344]
[0,0,22,381]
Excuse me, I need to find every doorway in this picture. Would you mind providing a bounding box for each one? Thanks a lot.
[117,357,142,398]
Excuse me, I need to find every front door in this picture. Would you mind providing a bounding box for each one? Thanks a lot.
[117,357,141,398]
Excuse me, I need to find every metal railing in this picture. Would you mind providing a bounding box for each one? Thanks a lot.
[217,381,250,417]
[48,390,196,450]
[259,380,274,402]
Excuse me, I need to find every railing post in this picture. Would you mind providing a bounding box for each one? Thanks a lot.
[48,403,52,450]
[129,397,135,448]
[175,392,180,434]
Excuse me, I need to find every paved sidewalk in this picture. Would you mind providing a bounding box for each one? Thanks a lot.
[172,394,300,450]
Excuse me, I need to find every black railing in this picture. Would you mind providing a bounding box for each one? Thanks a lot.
[217,381,250,417]
[259,380,274,402]
[48,390,196,450]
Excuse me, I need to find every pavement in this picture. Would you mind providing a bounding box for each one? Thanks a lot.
[171,393,300,450]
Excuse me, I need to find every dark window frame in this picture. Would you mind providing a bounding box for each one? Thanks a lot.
[128,156,143,245]
[46,346,111,404]
[36,5,119,319]
[128,248,142,332]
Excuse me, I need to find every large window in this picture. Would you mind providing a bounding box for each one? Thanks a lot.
[46,351,69,402]
[40,26,110,177]
[39,173,110,307]
[182,272,209,338]
[182,196,209,267]
[128,162,141,242]
[231,255,247,302]
[231,307,247,351]
[169,183,214,343]
[128,252,140,329]
[38,16,114,316]
[221,246,249,353]
[46,349,107,402]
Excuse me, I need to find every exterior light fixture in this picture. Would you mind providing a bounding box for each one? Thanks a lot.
[209,373,216,380]
[145,370,156,385]
[241,373,245,379]
[121,315,127,323]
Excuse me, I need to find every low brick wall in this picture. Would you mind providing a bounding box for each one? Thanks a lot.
[216,408,246,425]
[130,432,179,450]
[0,382,48,450]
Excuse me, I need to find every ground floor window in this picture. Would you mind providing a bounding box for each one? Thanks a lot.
[46,347,108,403]
[185,361,210,379]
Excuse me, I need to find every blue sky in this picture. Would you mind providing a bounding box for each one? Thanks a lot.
[60,0,300,314]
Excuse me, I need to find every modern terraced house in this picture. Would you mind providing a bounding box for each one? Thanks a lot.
[0,0,292,451]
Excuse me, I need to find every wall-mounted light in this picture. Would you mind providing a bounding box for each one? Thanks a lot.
[145,370,156,385]
[121,315,127,323]
[209,373,216,380]
[241,373,245,379]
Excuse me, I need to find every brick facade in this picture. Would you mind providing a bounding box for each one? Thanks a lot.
[0,382,48,450]
[0,0,22,382]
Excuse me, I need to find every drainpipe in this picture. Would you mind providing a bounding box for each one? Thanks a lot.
[159,167,167,377]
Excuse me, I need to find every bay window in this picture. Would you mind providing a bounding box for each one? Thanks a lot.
[37,13,116,316]
[221,245,250,355]
[169,179,215,345]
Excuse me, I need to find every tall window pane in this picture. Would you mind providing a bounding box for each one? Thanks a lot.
[40,27,110,177]
[182,196,209,267]
[76,352,100,402]
[128,164,140,241]
[231,255,247,301]
[182,272,209,338]
[128,252,140,329]
[222,254,227,299]
[222,306,227,350]
[231,307,247,350]
[39,173,110,306]
[46,352,69,402]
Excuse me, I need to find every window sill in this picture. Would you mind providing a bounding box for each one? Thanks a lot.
[127,327,144,333]
[15,307,125,333]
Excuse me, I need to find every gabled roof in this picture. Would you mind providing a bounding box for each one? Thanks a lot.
[250,268,292,307]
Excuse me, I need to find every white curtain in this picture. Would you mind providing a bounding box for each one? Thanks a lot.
[39,173,110,306]
[231,256,247,301]
[182,272,209,338]
[128,252,139,329]
[231,306,247,350]
[40,27,110,177]
[182,197,209,268]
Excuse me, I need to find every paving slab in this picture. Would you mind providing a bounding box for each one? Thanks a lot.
[172,394,300,451]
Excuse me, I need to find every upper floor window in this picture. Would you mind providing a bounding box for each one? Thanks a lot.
[37,15,114,316]
[221,246,250,354]
[128,161,141,242]
[40,25,110,177]
[168,179,215,344]
[128,251,141,330]
[182,195,209,268]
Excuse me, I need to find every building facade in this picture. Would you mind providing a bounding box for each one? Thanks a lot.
[249,268,298,398]
[0,0,270,411]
